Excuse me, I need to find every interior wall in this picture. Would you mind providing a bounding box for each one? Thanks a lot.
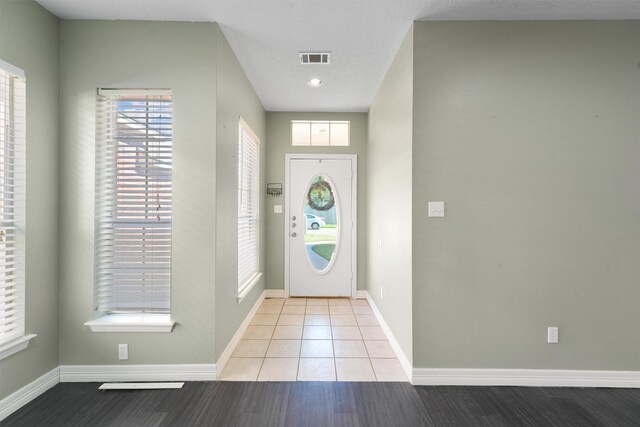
[264,112,367,292]
[0,0,60,400]
[412,21,640,369]
[59,20,218,365]
[367,27,413,363]
[214,28,266,360]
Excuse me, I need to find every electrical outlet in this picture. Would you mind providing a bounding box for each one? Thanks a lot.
[547,327,559,344]
[118,344,129,360]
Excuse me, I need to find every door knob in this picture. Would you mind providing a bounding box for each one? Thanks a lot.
[291,232,297,238]
[292,223,296,228]
[292,216,297,220]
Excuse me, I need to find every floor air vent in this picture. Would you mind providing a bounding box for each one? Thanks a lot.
[99,382,184,390]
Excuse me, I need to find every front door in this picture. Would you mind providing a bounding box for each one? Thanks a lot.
[286,155,355,297]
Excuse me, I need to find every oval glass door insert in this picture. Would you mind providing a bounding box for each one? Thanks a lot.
[303,175,339,273]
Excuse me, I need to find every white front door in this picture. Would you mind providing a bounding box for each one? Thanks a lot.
[286,155,356,297]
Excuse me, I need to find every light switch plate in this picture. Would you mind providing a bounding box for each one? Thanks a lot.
[428,201,445,217]
[274,205,283,214]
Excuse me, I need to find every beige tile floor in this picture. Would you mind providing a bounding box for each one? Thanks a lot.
[219,297,408,382]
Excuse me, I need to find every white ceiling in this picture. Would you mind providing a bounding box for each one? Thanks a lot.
[36,0,640,112]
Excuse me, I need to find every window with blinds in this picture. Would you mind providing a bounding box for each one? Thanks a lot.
[95,89,172,313]
[238,118,260,293]
[0,60,26,346]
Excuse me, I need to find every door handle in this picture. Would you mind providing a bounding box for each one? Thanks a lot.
[291,232,297,238]
[291,223,296,228]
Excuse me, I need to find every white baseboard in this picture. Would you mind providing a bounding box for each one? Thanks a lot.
[356,290,367,299]
[215,290,266,376]
[412,368,640,388]
[362,291,413,382]
[59,364,216,382]
[0,367,60,422]
[264,289,285,298]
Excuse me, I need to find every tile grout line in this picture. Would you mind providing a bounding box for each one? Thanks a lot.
[329,300,338,382]
[255,299,279,380]
[256,354,267,381]
[298,297,311,381]
[329,300,337,372]
[361,319,378,382]
[355,298,378,381]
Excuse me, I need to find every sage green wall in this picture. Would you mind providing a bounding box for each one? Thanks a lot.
[214,28,266,360]
[265,112,367,292]
[367,27,413,363]
[59,21,218,364]
[412,21,640,369]
[0,0,60,400]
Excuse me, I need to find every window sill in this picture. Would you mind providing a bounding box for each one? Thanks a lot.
[84,314,175,333]
[237,272,262,303]
[0,334,37,361]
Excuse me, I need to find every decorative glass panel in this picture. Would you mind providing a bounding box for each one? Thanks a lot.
[303,175,338,273]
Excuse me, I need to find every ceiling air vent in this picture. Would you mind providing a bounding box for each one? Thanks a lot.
[299,52,331,64]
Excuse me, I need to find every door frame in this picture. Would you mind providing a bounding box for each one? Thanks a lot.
[284,153,358,298]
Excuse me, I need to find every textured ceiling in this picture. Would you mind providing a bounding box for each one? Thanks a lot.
[36,0,640,112]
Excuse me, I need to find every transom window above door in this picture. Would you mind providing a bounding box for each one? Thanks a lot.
[291,121,350,147]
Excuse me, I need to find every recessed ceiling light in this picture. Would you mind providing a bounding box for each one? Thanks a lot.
[308,78,323,87]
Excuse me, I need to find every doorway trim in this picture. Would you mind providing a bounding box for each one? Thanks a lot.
[284,153,357,298]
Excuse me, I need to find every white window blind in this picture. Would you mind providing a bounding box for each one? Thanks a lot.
[238,118,260,292]
[95,89,172,313]
[0,60,26,345]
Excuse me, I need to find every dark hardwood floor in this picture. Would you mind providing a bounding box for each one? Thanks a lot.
[2,381,640,426]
